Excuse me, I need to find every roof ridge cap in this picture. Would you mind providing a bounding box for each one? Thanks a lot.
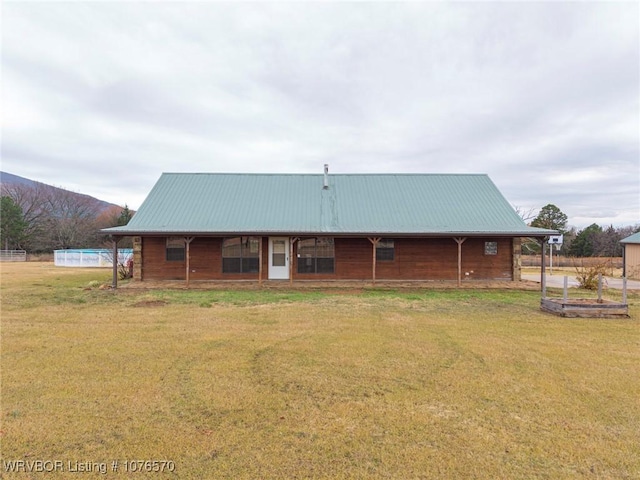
[159,172,490,176]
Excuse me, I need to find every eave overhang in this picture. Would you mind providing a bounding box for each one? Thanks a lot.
[101,228,558,238]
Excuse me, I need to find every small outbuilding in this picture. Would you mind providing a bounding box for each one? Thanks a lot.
[102,170,556,286]
[621,232,640,280]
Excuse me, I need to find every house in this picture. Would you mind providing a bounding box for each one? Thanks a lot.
[620,232,640,280]
[102,169,557,287]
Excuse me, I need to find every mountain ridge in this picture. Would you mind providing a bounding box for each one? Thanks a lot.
[0,171,122,212]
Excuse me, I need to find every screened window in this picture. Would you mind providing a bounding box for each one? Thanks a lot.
[166,237,185,262]
[297,237,335,274]
[222,237,260,273]
[376,239,395,261]
[484,241,498,255]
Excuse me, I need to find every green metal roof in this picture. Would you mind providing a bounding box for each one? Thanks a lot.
[621,232,640,244]
[103,173,556,237]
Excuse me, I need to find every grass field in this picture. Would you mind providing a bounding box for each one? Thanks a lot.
[1,263,639,479]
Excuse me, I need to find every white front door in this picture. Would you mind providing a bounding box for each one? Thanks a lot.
[268,237,289,280]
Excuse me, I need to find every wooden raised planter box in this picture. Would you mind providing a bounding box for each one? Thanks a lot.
[541,298,629,318]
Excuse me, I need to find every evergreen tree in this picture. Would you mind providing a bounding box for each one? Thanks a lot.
[117,204,133,226]
[531,204,568,233]
[568,223,602,257]
[1,196,27,249]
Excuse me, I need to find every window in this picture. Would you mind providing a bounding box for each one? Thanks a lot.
[271,239,286,266]
[297,237,335,274]
[376,239,395,261]
[484,241,498,255]
[222,237,260,273]
[166,237,185,262]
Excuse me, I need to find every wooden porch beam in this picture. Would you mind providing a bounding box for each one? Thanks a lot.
[453,237,467,287]
[111,236,121,289]
[185,237,195,288]
[368,237,381,285]
[258,237,263,286]
[289,237,299,286]
[540,237,547,298]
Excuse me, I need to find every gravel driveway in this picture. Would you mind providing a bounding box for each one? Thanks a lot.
[522,273,640,290]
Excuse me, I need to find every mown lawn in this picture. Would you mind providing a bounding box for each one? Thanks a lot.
[1,263,639,479]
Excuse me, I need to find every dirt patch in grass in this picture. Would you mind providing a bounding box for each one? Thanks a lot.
[132,299,168,308]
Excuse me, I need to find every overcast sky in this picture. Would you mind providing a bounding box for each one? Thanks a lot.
[2,2,638,229]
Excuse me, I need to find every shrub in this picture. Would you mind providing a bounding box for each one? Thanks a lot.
[574,259,610,290]
[118,259,133,280]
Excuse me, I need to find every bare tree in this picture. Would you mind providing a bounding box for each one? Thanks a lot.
[513,205,537,224]
[42,188,103,249]
[1,183,51,251]
[1,182,103,251]
[514,205,540,255]
[592,225,638,257]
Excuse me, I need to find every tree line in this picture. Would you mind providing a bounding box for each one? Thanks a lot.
[1,183,132,252]
[523,204,639,257]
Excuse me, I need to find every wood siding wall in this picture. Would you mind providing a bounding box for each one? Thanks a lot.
[624,244,640,280]
[138,236,514,282]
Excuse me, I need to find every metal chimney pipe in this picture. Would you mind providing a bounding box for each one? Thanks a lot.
[323,164,329,189]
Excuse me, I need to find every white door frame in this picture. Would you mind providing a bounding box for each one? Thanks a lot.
[268,237,290,280]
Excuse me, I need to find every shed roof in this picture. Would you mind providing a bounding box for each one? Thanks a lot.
[620,232,640,244]
[103,173,556,237]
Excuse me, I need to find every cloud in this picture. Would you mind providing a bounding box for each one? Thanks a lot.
[1,2,638,228]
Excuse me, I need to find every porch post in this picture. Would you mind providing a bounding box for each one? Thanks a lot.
[541,238,547,297]
[368,238,381,285]
[185,237,194,287]
[111,236,121,289]
[289,237,293,286]
[289,238,299,286]
[453,237,467,287]
[259,236,263,286]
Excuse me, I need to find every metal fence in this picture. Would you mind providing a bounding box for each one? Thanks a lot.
[0,250,27,262]
[54,249,133,268]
